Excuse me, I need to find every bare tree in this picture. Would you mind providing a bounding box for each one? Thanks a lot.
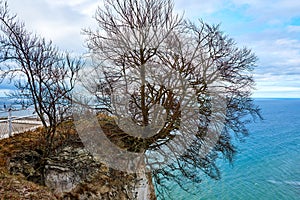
[0,1,82,154]
[80,0,261,199]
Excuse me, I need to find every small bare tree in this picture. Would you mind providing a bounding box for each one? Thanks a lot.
[0,1,82,154]
[80,0,261,199]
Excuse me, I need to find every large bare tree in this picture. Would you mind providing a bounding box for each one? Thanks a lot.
[0,1,82,154]
[79,0,261,199]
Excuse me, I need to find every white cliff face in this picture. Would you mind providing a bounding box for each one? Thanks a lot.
[136,172,152,200]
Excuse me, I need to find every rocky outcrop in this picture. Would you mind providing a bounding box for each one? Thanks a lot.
[8,147,102,196]
[8,146,156,199]
[44,146,101,195]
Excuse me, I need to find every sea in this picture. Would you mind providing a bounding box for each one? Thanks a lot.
[160,98,300,200]
[0,97,299,199]
[0,97,34,118]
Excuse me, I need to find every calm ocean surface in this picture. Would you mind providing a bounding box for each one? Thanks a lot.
[161,99,300,200]
[0,97,33,118]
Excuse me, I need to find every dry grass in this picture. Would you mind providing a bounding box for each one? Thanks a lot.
[0,167,57,200]
[0,127,44,169]
[0,126,59,199]
[0,123,76,199]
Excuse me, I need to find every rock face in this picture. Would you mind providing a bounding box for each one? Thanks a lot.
[62,166,157,200]
[8,146,156,199]
[44,146,101,194]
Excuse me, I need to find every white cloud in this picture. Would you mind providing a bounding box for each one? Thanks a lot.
[287,25,300,33]
[3,0,300,98]
[44,0,101,17]
[0,89,13,97]
[252,86,300,98]
[45,0,90,7]
[8,0,98,52]
[256,38,300,68]
[175,0,226,15]
[253,71,300,98]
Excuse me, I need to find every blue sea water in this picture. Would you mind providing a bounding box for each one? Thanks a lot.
[160,99,300,200]
[0,97,34,117]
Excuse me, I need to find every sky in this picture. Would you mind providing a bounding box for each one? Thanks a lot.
[0,0,300,98]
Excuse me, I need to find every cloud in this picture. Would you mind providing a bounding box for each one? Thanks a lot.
[3,0,300,98]
[232,20,300,98]
[0,89,14,97]
[44,0,101,17]
[287,25,300,33]
[175,0,227,15]
[253,71,300,98]
[253,37,300,68]
[253,87,300,98]
[0,82,16,97]
[0,82,16,90]
[8,0,98,52]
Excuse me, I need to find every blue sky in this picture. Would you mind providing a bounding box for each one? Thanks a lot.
[1,0,300,98]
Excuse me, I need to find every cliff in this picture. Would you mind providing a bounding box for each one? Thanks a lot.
[0,123,156,199]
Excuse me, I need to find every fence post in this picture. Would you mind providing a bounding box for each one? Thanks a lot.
[8,108,12,137]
